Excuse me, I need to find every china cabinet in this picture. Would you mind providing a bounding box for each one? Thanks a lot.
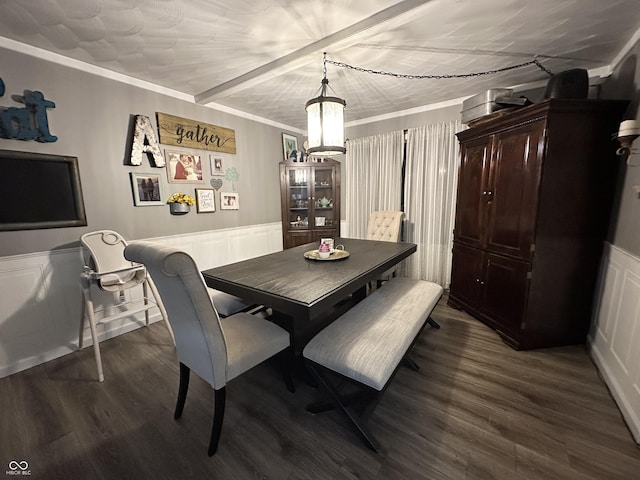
[448,99,627,349]
[279,158,340,249]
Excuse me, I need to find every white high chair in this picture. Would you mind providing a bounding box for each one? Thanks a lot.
[79,230,175,382]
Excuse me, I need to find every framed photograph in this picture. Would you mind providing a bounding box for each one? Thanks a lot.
[220,192,239,210]
[131,172,164,206]
[282,133,298,161]
[165,150,204,183]
[210,155,225,175]
[315,216,326,227]
[195,188,216,213]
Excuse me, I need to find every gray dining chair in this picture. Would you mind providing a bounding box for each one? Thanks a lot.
[124,241,293,456]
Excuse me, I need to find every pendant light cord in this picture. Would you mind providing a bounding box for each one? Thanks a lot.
[325,56,554,79]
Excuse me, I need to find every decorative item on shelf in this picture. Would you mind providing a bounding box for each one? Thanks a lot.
[167,192,195,215]
[318,196,331,207]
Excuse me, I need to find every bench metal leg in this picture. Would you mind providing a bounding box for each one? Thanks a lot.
[403,355,420,371]
[427,316,440,329]
[306,364,382,453]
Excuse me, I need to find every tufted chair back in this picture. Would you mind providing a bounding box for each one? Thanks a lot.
[366,211,404,242]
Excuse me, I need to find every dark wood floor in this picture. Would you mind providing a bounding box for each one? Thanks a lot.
[2,294,639,480]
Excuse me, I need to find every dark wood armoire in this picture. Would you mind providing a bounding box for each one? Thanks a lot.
[448,99,627,350]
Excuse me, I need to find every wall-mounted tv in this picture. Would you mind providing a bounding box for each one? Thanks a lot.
[0,150,87,231]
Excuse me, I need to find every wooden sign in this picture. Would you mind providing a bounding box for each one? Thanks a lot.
[156,112,236,154]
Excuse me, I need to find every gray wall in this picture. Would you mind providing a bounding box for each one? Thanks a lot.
[346,104,460,140]
[0,47,300,257]
[601,42,640,257]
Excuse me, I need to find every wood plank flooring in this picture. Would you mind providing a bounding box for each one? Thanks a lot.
[1,294,639,479]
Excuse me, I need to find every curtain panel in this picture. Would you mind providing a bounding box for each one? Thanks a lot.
[344,131,404,239]
[404,121,462,287]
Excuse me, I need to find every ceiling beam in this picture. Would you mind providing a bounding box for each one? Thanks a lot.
[194,0,436,104]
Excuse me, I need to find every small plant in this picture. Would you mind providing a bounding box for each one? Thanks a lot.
[166,193,195,205]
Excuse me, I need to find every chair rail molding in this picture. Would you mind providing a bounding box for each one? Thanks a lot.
[0,222,282,378]
[589,243,640,444]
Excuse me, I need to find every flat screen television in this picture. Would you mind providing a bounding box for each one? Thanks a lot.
[0,150,87,231]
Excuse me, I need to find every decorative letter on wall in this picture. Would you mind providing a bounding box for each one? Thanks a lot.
[156,112,237,154]
[0,76,57,143]
[128,114,165,167]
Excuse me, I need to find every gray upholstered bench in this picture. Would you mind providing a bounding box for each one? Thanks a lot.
[303,276,443,452]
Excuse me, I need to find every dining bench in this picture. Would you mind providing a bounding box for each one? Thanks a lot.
[302,276,443,452]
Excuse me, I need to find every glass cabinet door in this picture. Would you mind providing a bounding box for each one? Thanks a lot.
[286,167,310,230]
[312,167,335,230]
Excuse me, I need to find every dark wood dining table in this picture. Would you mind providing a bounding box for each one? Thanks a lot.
[201,237,417,353]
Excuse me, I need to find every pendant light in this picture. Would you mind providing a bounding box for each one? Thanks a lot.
[305,53,346,156]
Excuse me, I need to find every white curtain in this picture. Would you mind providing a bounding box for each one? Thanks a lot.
[403,121,462,287]
[344,131,404,239]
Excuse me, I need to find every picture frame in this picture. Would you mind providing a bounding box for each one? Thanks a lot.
[195,188,216,213]
[315,216,326,227]
[210,155,225,176]
[131,172,164,206]
[282,133,298,161]
[220,192,239,210]
[165,150,204,183]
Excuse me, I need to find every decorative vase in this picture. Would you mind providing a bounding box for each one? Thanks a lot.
[169,203,190,215]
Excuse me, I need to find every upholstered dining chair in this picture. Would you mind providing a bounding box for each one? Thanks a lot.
[124,241,293,456]
[79,230,175,382]
[366,210,405,287]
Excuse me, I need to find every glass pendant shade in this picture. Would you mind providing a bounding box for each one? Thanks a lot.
[305,79,346,156]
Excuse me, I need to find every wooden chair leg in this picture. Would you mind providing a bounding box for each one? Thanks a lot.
[174,363,190,419]
[208,387,226,456]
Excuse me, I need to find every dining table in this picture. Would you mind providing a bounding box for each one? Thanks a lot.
[201,237,417,354]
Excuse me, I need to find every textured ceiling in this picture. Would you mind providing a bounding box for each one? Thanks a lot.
[1,0,640,131]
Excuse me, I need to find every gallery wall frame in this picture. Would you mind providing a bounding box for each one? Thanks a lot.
[282,133,298,161]
[131,172,164,206]
[220,192,239,210]
[165,150,204,183]
[195,188,216,213]
[210,154,225,176]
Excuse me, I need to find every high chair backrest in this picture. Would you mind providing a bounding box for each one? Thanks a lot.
[81,230,138,273]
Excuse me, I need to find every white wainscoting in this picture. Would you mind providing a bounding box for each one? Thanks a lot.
[0,223,282,379]
[589,243,640,444]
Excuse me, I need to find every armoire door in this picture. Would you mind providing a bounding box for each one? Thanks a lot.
[485,120,545,260]
[450,242,485,311]
[453,137,491,248]
[482,252,530,341]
